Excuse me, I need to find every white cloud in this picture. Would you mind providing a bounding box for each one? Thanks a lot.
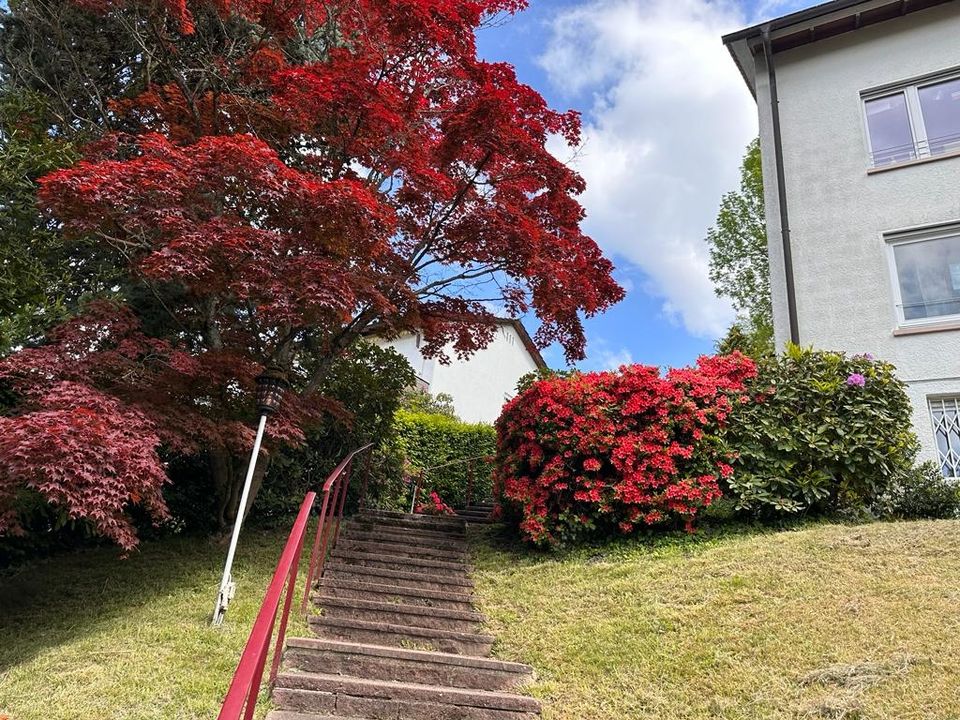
[540,0,759,337]
[582,338,635,371]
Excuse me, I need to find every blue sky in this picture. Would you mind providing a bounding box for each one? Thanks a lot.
[475,0,813,370]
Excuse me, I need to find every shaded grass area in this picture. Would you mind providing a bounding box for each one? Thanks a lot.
[0,526,312,720]
[469,520,960,720]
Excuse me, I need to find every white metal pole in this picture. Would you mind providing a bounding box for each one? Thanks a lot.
[212,413,268,626]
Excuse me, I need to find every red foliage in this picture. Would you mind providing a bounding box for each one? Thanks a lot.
[0,383,169,549]
[494,354,757,547]
[1,0,623,545]
[415,490,456,517]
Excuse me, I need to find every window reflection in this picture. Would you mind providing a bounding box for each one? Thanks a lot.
[894,235,960,321]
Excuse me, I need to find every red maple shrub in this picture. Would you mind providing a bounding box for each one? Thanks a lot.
[494,353,757,547]
[0,0,624,545]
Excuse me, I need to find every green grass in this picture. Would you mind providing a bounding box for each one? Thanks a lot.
[0,526,312,720]
[469,519,960,720]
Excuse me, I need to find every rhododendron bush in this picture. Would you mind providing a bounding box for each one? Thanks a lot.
[494,354,756,547]
[0,0,624,546]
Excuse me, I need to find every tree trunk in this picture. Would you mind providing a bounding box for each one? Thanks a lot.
[210,444,271,532]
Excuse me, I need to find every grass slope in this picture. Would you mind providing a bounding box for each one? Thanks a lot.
[470,520,960,720]
[0,527,309,720]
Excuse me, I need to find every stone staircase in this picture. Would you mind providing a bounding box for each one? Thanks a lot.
[268,509,540,720]
[455,501,497,525]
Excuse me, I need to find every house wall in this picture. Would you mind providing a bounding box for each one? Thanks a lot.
[372,324,541,424]
[754,3,960,464]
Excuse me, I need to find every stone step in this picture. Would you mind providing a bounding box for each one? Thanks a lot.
[266,712,340,720]
[319,577,476,611]
[330,548,468,576]
[336,537,468,562]
[283,637,534,692]
[340,527,470,552]
[273,671,540,719]
[348,521,467,547]
[315,595,484,632]
[353,515,466,536]
[322,562,474,592]
[358,509,466,526]
[308,615,495,656]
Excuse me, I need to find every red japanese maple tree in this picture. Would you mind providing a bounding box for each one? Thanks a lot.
[0,0,623,546]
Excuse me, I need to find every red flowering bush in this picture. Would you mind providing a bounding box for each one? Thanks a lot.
[494,353,756,547]
[415,491,457,517]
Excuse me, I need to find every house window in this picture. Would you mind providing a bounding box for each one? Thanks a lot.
[864,72,960,167]
[888,226,960,324]
[929,397,960,478]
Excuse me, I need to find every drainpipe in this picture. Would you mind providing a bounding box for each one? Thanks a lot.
[762,26,800,345]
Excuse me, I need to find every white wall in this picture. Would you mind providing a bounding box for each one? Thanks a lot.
[372,324,541,424]
[754,3,960,463]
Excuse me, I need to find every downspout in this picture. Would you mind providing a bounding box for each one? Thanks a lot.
[762,26,801,345]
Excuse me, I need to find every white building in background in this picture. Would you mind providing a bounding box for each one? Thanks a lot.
[370,319,547,424]
[724,0,960,473]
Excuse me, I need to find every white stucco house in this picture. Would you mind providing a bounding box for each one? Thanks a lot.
[369,319,547,424]
[724,0,960,474]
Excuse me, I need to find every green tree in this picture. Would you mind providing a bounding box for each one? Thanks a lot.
[706,139,773,356]
[400,388,458,419]
[0,93,77,354]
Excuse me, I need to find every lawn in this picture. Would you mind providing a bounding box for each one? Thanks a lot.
[0,527,309,720]
[470,519,960,720]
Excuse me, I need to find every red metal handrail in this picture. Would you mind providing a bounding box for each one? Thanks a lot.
[300,443,373,611]
[217,443,374,720]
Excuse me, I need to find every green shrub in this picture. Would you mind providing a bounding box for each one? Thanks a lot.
[253,342,415,523]
[724,344,918,516]
[874,461,960,520]
[394,410,496,508]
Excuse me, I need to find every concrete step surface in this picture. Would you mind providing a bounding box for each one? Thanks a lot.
[357,509,466,529]
[335,537,468,562]
[308,615,495,656]
[283,637,534,691]
[314,594,484,632]
[322,562,474,592]
[350,516,466,540]
[274,670,540,717]
[318,577,476,611]
[330,548,469,576]
[339,527,470,552]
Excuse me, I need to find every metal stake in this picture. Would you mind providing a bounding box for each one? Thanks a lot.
[212,413,268,626]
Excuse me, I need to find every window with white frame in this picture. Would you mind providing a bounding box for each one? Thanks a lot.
[887,225,960,324]
[863,72,960,167]
[929,397,960,478]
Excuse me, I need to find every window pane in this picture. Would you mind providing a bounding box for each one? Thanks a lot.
[865,93,916,165]
[918,78,960,156]
[894,234,960,320]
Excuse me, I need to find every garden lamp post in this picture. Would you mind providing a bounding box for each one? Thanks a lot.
[211,367,288,627]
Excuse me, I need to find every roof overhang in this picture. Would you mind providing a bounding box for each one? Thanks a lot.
[723,0,957,98]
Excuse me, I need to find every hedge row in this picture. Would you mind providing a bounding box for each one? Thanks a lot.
[393,410,496,508]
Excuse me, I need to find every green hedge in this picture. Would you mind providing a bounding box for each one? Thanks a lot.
[394,410,496,508]
[723,344,918,515]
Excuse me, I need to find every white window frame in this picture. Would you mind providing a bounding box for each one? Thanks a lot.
[928,395,960,479]
[862,67,960,168]
[884,221,960,328]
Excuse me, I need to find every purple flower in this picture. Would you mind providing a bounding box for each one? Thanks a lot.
[846,373,866,387]
[854,352,875,361]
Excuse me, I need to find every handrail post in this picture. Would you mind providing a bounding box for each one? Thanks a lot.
[332,460,352,548]
[302,488,333,612]
[269,525,306,686]
[409,470,424,513]
[466,460,474,509]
